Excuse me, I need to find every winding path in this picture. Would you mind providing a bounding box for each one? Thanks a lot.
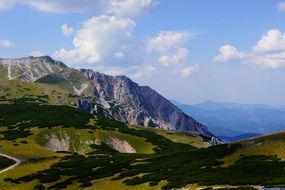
[0,153,21,174]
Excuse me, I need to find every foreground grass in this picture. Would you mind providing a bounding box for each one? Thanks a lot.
[1,98,285,189]
[222,131,285,166]
[144,127,208,148]
[0,80,75,105]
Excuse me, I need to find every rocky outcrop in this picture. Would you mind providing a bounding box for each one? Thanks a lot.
[80,69,214,138]
[40,129,137,153]
[0,56,66,82]
[45,132,70,152]
[209,137,224,146]
[107,137,136,153]
[0,56,216,139]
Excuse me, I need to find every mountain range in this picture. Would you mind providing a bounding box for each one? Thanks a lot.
[1,56,285,189]
[173,100,285,141]
[0,56,216,142]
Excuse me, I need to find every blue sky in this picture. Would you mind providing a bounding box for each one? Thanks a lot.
[1,0,285,105]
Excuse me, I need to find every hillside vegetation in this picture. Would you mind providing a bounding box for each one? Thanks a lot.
[0,98,284,189]
[1,78,285,190]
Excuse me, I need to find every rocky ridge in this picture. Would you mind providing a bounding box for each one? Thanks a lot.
[0,56,218,141]
[80,69,214,138]
[0,56,66,82]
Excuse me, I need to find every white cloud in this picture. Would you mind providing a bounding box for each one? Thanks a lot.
[29,50,46,57]
[54,15,136,64]
[0,0,106,13]
[1,0,159,16]
[180,64,199,77]
[114,52,125,58]
[148,31,194,69]
[130,65,156,79]
[214,29,285,69]
[108,0,159,18]
[91,64,156,79]
[158,48,189,66]
[53,0,159,70]
[21,0,107,14]
[278,2,285,11]
[0,0,17,10]
[245,52,285,69]
[253,29,285,53]
[148,31,189,52]
[0,39,14,48]
[61,24,74,37]
[1,0,199,79]
[213,45,245,62]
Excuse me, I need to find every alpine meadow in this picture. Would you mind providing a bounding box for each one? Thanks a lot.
[1,1,285,190]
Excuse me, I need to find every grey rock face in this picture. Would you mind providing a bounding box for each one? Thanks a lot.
[0,56,216,139]
[0,56,66,82]
[107,137,136,153]
[209,137,224,146]
[80,69,214,138]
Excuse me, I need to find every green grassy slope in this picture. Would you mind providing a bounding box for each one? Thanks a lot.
[0,97,207,190]
[1,80,285,190]
[0,65,8,80]
[35,68,94,97]
[223,131,285,166]
[0,80,75,105]
[1,98,285,189]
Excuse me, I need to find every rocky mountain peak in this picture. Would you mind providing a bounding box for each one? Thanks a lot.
[0,56,66,82]
[0,56,216,141]
[80,69,214,138]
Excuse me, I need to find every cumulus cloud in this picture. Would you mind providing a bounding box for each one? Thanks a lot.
[1,0,159,16]
[108,0,159,18]
[253,29,285,53]
[53,0,159,71]
[148,31,189,52]
[91,64,156,79]
[148,31,193,68]
[21,0,107,14]
[61,24,74,37]
[1,0,198,79]
[0,0,106,13]
[145,31,199,77]
[114,52,125,58]
[130,65,156,79]
[278,2,285,11]
[180,64,199,77]
[0,0,17,10]
[54,15,136,64]
[7,0,196,78]
[158,48,189,66]
[0,39,15,48]
[214,45,245,62]
[214,29,285,69]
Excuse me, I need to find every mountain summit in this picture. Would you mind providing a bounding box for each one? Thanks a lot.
[0,56,66,82]
[0,56,216,141]
[80,69,213,137]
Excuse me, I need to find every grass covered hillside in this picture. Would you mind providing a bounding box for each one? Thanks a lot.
[0,96,205,190]
[0,80,75,105]
[0,97,285,189]
[1,81,285,190]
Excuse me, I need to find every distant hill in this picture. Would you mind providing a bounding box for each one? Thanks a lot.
[173,100,285,141]
[219,133,260,142]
